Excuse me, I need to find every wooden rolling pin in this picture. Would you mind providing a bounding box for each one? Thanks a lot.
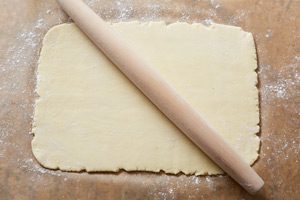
[56,0,264,194]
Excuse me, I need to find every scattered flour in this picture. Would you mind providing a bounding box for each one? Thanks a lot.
[265,29,273,38]
[1,0,299,197]
[0,8,69,184]
[210,0,221,9]
[260,63,299,100]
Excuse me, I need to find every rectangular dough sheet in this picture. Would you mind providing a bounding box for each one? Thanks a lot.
[32,22,260,175]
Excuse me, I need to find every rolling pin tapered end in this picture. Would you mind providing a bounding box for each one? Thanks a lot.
[246,177,264,195]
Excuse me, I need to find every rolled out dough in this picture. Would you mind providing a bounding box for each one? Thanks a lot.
[32,22,260,175]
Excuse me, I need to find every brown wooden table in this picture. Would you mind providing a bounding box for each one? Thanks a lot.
[1,0,299,199]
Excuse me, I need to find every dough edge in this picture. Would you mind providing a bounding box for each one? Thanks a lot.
[31,21,260,176]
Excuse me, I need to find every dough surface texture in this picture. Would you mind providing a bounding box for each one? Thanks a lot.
[32,22,259,175]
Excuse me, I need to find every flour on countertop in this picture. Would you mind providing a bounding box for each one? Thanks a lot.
[0,10,68,182]
[1,0,299,194]
[265,29,273,38]
[0,1,225,188]
[261,63,300,100]
[259,60,300,171]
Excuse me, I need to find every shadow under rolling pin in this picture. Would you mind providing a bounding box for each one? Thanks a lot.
[56,0,264,194]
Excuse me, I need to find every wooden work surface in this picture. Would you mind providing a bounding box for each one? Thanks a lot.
[1,0,299,199]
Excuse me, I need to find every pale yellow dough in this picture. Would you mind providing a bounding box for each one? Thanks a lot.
[32,22,260,175]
